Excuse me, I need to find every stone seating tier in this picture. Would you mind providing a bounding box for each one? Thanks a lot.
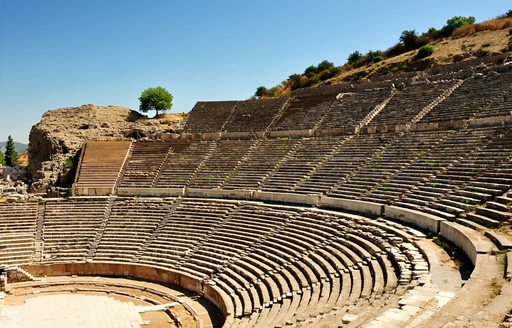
[184,101,238,133]
[118,141,172,188]
[368,80,456,127]
[0,198,438,327]
[419,70,512,123]
[222,97,287,132]
[74,140,132,190]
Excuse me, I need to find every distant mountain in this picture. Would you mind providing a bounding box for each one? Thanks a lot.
[0,141,28,153]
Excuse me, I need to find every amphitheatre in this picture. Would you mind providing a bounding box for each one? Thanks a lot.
[2,34,512,328]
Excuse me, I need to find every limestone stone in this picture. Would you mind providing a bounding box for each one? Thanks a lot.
[28,104,187,190]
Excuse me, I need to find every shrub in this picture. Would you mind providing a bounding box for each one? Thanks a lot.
[65,157,74,168]
[384,43,406,58]
[347,51,362,65]
[366,50,385,64]
[317,60,335,72]
[399,30,419,50]
[317,67,339,81]
[415,45,434,60]
[441,16,476,37]
[0,150,5,166]
[507,9,512,18]
[254,86,269,99]
[476,18,512,31]
[304,65,318,77]
[372,55,385,63]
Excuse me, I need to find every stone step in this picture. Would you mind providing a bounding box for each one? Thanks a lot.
[429,202,465,215]
[484,231,512,251]
[495,196,512,206]
[422,207,456,220]
[475,207,512,222]
[465,213,501,228]
[455,218,487,232]
[454,190,491,201]
[486,201,509,212]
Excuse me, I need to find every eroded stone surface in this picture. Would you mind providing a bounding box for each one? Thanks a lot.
[28,104,186,190]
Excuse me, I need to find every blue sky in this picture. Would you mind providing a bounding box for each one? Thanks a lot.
[0,0,510,143]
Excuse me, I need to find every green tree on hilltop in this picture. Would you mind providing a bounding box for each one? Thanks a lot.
[5,135,19,167]
[139,86,173,116]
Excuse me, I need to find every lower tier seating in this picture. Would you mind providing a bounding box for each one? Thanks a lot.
[0,197,489,327]
[0,202,38,265]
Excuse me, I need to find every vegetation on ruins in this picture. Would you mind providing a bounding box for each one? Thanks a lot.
[4,135,19,167]
[139,86,173,116]
[254,11,512,98]
[0,150,5,166]
[414,45,435,60]
[254,60,339,98]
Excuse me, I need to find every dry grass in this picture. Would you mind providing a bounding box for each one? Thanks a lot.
[17,153,28,166]
[328,28,510,83]
[452,18,512,38]
[154,113,187,121]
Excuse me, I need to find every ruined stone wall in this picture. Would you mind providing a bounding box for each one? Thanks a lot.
[28,104,186,191]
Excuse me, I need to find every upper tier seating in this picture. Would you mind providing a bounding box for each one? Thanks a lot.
[295,133,397,194]
[328,130,448,199]
[179,61,511,137]
[419,69,512,123]
[261,137,345,192]
[270,85,343,131]
[368,80,456,127]
[185,101,238,133]
[223,138,299,190]
[318,88,392,130]
[223,97,287,132]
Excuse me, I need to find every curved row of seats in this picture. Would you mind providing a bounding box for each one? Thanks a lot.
[0,202,38,265]
[0,197,433,327]
[111,123,512,230]
[182,63,511,134]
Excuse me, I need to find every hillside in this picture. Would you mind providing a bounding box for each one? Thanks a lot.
[255,13,512,97]
[331,28,511,83]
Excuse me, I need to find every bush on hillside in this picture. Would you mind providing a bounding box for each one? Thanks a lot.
[440,16,476,37]
[414,45,434,60]
[347,51,362,65]
[507,10,512,18]
[366,50,385,63]
[399,30,419,50]
[372,55,385,63]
